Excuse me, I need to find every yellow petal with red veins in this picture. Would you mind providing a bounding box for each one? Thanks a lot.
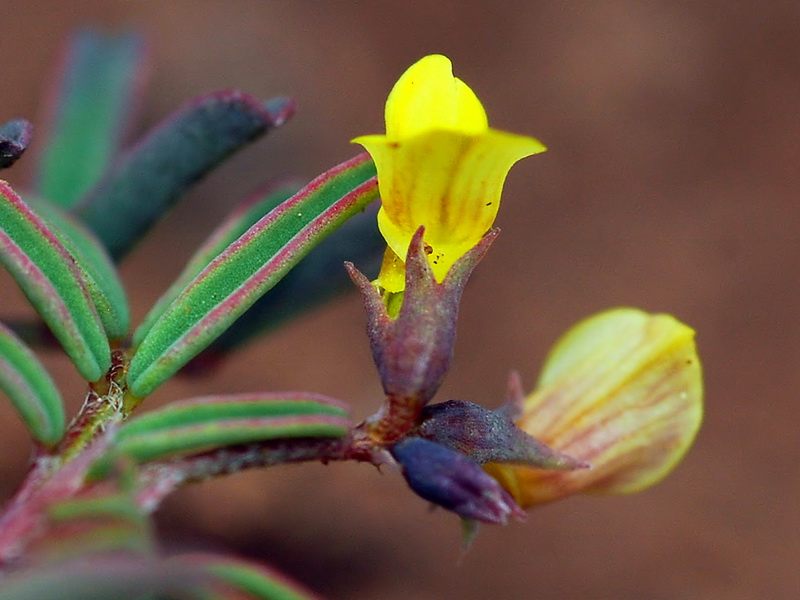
[486,308,703,506]
[353,55,546,288]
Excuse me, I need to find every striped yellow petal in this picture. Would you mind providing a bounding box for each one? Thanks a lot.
[353,55,545,289]
[486,308,703,506]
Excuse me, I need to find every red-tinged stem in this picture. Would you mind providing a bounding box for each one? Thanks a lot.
[360,395,424,445]
[0,434,111,568]
[0,355,127,569]
[135,431,386,513]
[57,349,129,462]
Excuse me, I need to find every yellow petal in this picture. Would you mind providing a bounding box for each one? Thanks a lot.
[384,54,488,139]
[352,53,546,290]
[486,308,703,507]
[361,129,545,282]
[374,245,406,294]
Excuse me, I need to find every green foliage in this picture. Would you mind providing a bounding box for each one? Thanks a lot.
[134,183,301,347]
[27,198,130,340]
[127,154,377,398]
[35,30,145,208]
[110,394,350,464]
[0,323,64,444]
[184,555,321,600]
[0,29,382,599]
[0,182,110,382]
[75,92,295,259]
[0,27,570,600]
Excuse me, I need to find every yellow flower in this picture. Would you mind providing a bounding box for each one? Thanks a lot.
[353,54,546,292]
[485,308,703,507]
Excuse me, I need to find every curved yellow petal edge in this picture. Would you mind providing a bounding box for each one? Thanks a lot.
[485,308,703,507]
[353,55,546,291]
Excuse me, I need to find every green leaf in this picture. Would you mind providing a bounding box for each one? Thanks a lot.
[0,119,32,170]
[185,202,384,372]
[28,197,130,340]
[0,182,110,382]
[127,153,377,398]
[113,393,350,463]
[0,322,65,445]
[36,30,146,208]
[39,489,155,563]
[0,558,203,600]
[172,554,321,600]
[133,182,301,347]
[75,92,295,260]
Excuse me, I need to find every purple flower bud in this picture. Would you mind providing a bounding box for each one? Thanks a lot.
[390,437,525,525]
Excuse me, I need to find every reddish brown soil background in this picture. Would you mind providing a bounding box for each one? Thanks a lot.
[1,2,798,599]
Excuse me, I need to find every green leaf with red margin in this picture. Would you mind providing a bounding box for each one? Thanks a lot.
[184,201,383,373]
[171,553,321,600]
[0,557,205,600]
[133,182,301,347]
[28,197,130,341]
[127,153,377,398]
[110,393,349,464]
[0,322,64,445]
[0,181,109,382]
[74,91,295,260]
[36,490,155,565]
[35,30,147,208]
[0,119,33,170]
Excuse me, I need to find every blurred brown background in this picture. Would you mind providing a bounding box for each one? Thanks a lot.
[1,2,798,599]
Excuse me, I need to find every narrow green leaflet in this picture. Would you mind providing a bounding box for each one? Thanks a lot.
[28,197,130,340]
[127,154,377,398]
[133,183,301,347]
[36,30,146,208]
[171,554,321,600]
[112,393,349,464]
[0,322,64,445]
[0,558,204,600]
[75,92,295,259]
[0,182,110,382]
[185,203,384,371]
[37,488,155,564]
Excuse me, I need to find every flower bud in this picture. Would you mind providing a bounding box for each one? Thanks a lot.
[391,437,525,525]
[486,308,703,506]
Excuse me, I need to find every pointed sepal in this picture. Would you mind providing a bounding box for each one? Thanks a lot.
[347,227,497,443]
[417,399,589,470]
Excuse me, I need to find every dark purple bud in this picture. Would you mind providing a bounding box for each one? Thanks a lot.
[391,437,525,525]
[0,119,32,169]
[417,399,590,471]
